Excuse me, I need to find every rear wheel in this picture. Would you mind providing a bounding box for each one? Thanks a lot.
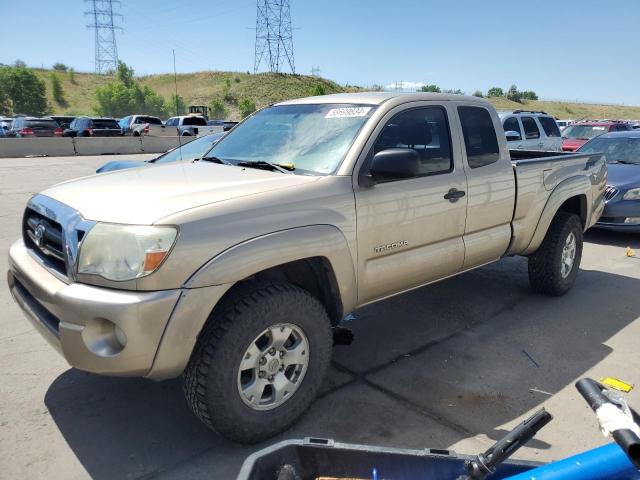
[528,212,583,296]
[183,281,333,443]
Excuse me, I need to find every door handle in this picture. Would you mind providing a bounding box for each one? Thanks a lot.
[444,188,466,202]
[537,142,544,147]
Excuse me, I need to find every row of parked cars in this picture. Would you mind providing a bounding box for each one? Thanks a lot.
[498,109,639,153]
[0,114,238,138]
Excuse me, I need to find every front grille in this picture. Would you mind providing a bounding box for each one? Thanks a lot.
[12,276,60,336]
[603,185,619,202]
[23,207,67,277]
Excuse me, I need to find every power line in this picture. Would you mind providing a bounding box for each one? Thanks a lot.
[254,0,295,74]
[85,0,122,74]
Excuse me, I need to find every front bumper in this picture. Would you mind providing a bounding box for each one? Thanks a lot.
[8,239,181,377]
[595,197,640,233]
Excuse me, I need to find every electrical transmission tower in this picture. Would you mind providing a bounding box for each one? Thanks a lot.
[85,0,122,74]
[254,0,295,74]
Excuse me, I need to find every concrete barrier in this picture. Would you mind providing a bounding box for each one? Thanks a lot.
[0,138,76,158]
[73,136,144,155]
[140,135,196,153]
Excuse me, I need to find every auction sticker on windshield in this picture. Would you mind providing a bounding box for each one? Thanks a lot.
[325,107,372,118]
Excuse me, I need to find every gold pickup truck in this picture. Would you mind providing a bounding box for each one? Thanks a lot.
[7,93,606,443]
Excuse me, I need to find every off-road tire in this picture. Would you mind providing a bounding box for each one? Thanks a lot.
[183,281,333,444]
[528,212,583,296]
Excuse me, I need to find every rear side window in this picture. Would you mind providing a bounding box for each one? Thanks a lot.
[183,116,207,126]
[143,116,162,125]
[503,117,522,137]
[538,117,561,137]
[373,106,453,177]
[521,117,540,139]
[458,106,500,168]
[26,119,58,129]
[93,119,119,128]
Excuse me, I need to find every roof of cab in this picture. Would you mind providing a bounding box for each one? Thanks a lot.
[277,91,490,106]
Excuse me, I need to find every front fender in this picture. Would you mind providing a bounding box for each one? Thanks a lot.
[184,225,357,314]
[523,176,591,255]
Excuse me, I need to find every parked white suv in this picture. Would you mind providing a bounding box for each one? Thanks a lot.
[499,110,563,151]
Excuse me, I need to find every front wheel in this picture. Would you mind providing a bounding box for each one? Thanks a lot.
[183,281,333,443]
[528,212,583,296]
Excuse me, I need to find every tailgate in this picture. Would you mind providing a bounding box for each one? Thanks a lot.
[93,128,122,137]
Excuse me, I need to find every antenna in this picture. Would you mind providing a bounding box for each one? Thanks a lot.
[254,0,295,74]
[85,0,122,74]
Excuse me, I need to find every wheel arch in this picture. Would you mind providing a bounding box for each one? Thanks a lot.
[185,225,357,322]
[524,176,590,255]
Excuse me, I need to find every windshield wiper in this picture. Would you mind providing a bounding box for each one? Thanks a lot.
[236,160,294,174]
[200,155,231,165]
[616,160,639,165]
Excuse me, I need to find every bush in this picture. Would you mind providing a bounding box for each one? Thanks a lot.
[472,90,484,98]
[521,90,538,101]
[209,98,229,119]
[487,87,504,97]
[420,84,441,93]
[506,84,523,103]
[0,65,48,116]
[68,68,77,85]
[239,98,257,118]
[53,63,68,72]
[50,73,67,107]
[311,83,326,96]
[442,88,464,94]
[167,94,186,116]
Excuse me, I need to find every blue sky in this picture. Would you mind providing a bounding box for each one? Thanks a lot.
[2,0,639,105]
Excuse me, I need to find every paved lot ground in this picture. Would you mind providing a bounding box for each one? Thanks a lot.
[1,154,640,479]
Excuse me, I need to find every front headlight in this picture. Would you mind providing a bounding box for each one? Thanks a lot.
[623,188,640,201]
[77,223,178,281]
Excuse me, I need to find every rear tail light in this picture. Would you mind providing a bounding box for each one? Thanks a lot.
[20,128,34,136]
[84,128,93,136]
[54,127,62,137]
[143,123,150,135]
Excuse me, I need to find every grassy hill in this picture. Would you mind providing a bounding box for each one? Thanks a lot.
[34,68,640,121]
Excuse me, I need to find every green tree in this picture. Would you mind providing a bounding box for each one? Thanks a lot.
[0,66,48,115]
[239,98,257,118]
[167,94,186,116]
[487,87,504,97]
[68,68,77,85]
[53,63,68,72]
[472,90,484,98]
[442,88,464,94]
[420,84,441,93]
[50,73,67,107]
[94,62,169,117]
[208,98,229,119]
[311,83,327,96]
[521,90,538,101]
[506,84,522,103]
[14,59,27,68]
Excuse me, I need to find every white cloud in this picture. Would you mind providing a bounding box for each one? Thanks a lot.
[383,81,426,92]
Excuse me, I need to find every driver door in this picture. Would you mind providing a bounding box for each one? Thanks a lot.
[354,104,468,304]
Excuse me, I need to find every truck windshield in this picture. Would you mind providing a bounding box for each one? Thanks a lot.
[207,104,376,174]
[578,136,640,164]
[562,125,607,140]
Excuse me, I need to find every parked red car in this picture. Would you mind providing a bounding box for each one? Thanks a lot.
[562,121,632,151]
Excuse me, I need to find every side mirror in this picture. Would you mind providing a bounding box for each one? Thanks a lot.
[363,148,420,185]
[505,130,522,142]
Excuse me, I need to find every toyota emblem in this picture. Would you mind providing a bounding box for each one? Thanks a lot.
[34,224,46,247]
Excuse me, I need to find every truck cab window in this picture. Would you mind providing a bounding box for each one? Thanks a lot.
[458,106,500,168]
[521,117,540,139]
[373,107,453,177]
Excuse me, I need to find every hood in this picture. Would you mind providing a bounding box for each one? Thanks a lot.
[607,162,640,190]
[95,160,149,173]
[42,161,319,224]
[562,138,587,151]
